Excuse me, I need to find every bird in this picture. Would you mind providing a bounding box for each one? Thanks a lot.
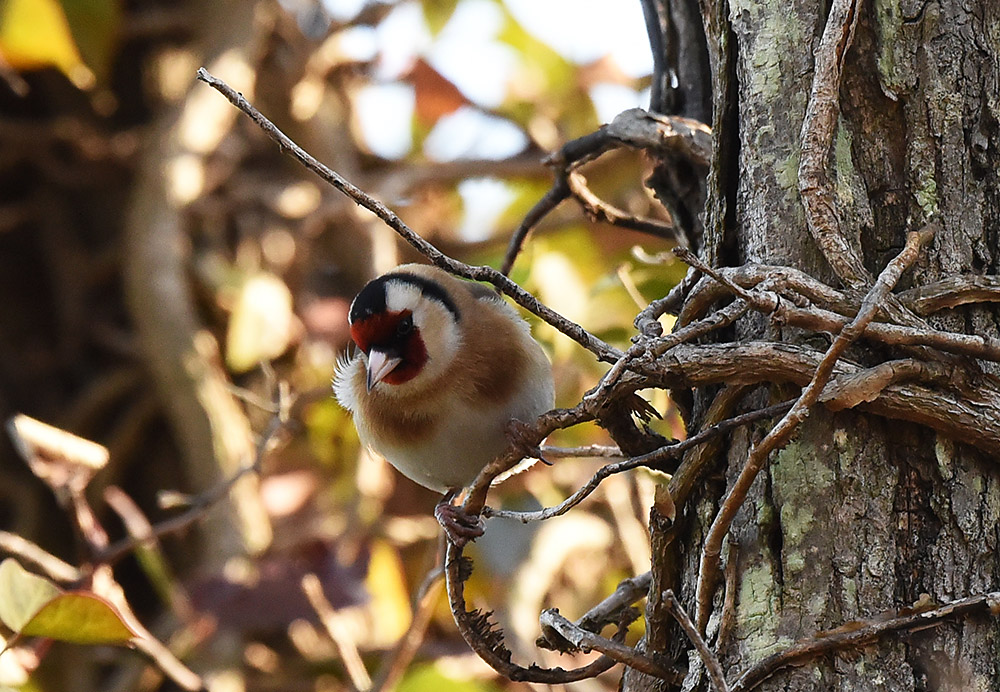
[333,263,554,542]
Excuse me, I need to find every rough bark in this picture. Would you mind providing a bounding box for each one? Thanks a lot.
[633,1,1000,691]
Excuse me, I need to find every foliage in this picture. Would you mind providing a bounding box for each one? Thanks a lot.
[0,0,669,691]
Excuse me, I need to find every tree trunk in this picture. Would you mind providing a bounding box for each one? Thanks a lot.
[633,1,1000,690]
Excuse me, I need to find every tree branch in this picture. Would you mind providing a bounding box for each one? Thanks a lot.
[196,68,622,363]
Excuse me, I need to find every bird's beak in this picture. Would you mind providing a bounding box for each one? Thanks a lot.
[366,349,402,391]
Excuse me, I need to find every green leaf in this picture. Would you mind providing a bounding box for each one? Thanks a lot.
[0,559,61,633]
[21,592,134,645]
[398,663,501,692]
[59,0,121,83]
[0,559,134,646]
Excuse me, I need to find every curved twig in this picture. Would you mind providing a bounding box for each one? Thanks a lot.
[797,0,869,292]
[444,543,622,683]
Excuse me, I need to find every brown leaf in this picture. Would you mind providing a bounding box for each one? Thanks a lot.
[408,57,469,126]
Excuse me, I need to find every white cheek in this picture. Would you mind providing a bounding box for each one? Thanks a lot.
[412,302,460,378]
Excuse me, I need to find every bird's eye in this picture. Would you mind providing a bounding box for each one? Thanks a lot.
[397,314,414,337]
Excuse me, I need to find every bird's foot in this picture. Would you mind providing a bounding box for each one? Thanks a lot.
[505,418,550,466]
[435,498,484,548]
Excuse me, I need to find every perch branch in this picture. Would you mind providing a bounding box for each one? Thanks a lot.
[443,543,621,683]
[197,68,622,363]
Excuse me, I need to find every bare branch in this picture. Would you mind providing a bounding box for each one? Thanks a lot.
[303,573,372,691]
[567,171,678,240]
[730,592,1000,692]
[797,0,868,292]
[635,265,701,335]
[663,590,729,692]
[576,571,652,634]
[540,444,625,458]
[538,608,682,682]
[484,399,793,524]
[98,409,289,565]
[500,174,571,276]
[371,565,443,692]
[0,531,81,583]
[443,543,620,683]
[636,340,1000,453]
[900,274,1000,315]
[196,68,622,363]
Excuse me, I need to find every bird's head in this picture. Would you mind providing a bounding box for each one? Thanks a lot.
[348,271,461,392]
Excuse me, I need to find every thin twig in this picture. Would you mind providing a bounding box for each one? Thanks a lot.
[663,590,729,692]
[98,412,288,565]
[538,608,682,682]
[635,265,701,335]
[500,174,570,276]
[678,263,854,327]
[540,444,625,459]
[104,487,194,619]
[0,531,81,583]
[694,227,934,631]
[567,171,677,240]
[730,591,1000,692]
[303,573,372,691]
[584,296,749,411]
[484,399,793,524]
[371,564,444,692]
[196,68,622,364]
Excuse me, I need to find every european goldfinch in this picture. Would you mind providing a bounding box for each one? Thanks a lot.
[334,264,554,538]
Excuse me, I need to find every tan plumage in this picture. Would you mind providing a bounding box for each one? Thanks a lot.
[334,264,554,493]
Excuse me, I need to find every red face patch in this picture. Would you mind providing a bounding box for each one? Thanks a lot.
[350,310,427,386]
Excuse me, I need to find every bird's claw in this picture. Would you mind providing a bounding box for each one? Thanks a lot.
[505,418,550,465]
[435,500,484,547]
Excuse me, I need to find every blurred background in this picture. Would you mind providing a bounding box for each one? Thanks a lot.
[0,0,686,689]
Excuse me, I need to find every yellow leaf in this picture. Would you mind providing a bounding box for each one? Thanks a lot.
[364,541,411,645]
[0,0,93,88]
[225,273,295,373]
